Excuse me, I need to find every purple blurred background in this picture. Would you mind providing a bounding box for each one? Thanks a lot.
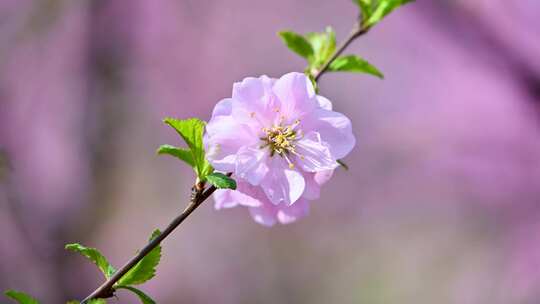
[1,0,540,303]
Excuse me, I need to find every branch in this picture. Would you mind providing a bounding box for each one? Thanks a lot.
[81,20,370,304]
[80,181,222,303]
[313,21,369,81]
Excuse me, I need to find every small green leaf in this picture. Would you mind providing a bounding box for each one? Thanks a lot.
[367,0,413,27]
[199,158,214,181]
[353,0,373,21]
[157,144,195,167]
[116,230,161,286]
[306,27,336,68]
[162,118,213,180]
[328,55,384,79]
[116,286,156,304]
[206,172,237,190]
[337,159,349,171]
[65,244,116,279]
[278,31,314,60]
[4,290,39,304]
[353,0,414,28]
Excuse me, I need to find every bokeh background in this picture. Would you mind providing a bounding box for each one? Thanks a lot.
[1,0,540,303]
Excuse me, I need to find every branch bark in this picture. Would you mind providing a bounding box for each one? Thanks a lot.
[80,182,220,303]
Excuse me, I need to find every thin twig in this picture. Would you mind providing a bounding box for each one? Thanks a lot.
[80,182,220,303]
[313,21,369,81]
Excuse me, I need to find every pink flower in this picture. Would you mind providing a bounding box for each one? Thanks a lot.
[205,72,355,226]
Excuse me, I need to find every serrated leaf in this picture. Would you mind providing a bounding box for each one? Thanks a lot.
[116,286,156,304]
[328,55,384,79]
[367,0,413,27]
[353,0,413,28]
[206,172,237,190]
[353,0,373,21]
[157,144,195,167]
[163,118,213,180]
[116,230,161,286]
[306,26,336,69]
[149,229,161,240]
[4,290,39,304]
[65,243,116,279]
[278,31,314,60]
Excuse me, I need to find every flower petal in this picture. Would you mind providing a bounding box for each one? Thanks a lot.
[314,169,334,185]
[248,203,277,227]
[231,76,278,130]
[232,75,274,105]
[235,146,269,185]
[205,116,257,172]
[303,109,356,159]
[316,95,332,110]
[211,98,233,118]
[276,198,310,224]
[302,169,334,200]
[302,173,321,200]
[261,156,305,205]
[272,72,318,119]
[213,189,238,209]
[214,182,264,210]
[295,131,338,172]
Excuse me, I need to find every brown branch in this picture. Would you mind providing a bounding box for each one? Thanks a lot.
[80,180,222,303]
[313,21,369,81]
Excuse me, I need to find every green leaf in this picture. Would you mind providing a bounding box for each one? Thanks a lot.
[116,286,156,304]
[367,0,413,27]
[353,0,373,21]
[157,144,195,167]
[65,244,116,279]
[163,118,213,180]
[306,26,336,69]
[278,31,314,60]
[116,230,161,286]
[206,172,237,190]
[353,0,414,28]
[328,55,384,79]
[4,290,39,304]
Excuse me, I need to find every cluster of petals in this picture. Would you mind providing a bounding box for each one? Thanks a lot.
[204,72,355,226]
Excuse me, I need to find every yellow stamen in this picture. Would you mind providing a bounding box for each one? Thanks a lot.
[261,119,305,168]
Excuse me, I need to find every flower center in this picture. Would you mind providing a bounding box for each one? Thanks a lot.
[261,119,302,168]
